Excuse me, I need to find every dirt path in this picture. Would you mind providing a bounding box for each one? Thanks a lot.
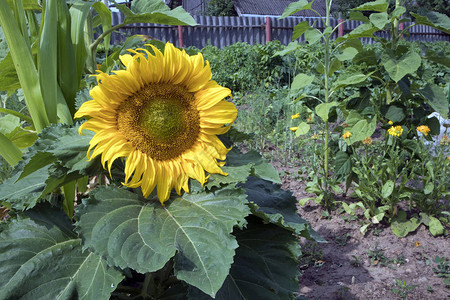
[276,164,450,300]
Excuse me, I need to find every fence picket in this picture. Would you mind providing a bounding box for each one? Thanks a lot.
[109,14,449,48]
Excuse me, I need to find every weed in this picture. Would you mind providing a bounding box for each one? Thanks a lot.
[393,254,406,266]
[299,241,324,269]
[335,233,351,247]
[350,255,363,267]
[427,285,434,293]
[371,228,383,236]
[391,279,416,299]
[367,244,390,267]
[432,256,450,286]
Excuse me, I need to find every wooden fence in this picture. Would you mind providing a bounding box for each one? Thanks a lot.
[110,13,450,48]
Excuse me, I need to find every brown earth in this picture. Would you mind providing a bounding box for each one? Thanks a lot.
[273,162,450,300]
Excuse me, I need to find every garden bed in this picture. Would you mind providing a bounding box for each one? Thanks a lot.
[276,163,450,300]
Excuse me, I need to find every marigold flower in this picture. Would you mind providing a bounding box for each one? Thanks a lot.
[362,137,372,145]
[290,127,298,132]
[291,113,300,119]
[388,125,403,137]
[388,120,393,125]
[342,131,352,139]
[75,43,237,204]
[417,125,430,136]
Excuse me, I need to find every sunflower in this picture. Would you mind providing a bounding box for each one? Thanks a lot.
[75,43,237,204]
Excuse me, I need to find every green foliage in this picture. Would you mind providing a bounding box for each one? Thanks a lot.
[204,0,237,16]
[0,122,317,298]
[391,279,417,299]
[0,204,123,300]
[76,186,248,297]
[189,216,302,299]
[198,41,301,93]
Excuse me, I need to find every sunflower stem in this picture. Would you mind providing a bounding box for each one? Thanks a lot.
[322,0,332,207]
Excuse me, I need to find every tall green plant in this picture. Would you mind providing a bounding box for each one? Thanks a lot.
[282,0,450,209]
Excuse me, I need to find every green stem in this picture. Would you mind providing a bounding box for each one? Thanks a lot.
[392,0,400,49]
[323,0,332,200]
[141,272,152,298]
[0,108,34,124]
[89,22,129,57]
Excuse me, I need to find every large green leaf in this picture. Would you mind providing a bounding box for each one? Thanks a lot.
[225,148,281,184]
[56,0,78,117]
[291,73,314,90]
[292,21,311,40]
[76,186,249,297]
[353,0,389,13]
[315,101,338,122]
[370,12,388,29]
[412,12,450,34]
[241,176,322,241]
[390,210,421,237]
[0,164,50,210]
[419,83,448,118]
[39,0,58,123]
[0,124,100,210]
[0,204,123,300]
[381,49,421,82]
[345,113,377,145]
[117,0,196,26]
[189,216,301,300]
[281,0,314,19]
[332,70,372,90]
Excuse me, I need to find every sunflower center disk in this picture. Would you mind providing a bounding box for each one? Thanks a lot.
[117,83,200,161]
[140,99,185,143]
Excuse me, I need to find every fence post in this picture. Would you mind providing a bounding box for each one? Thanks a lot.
[178,25,184,48]
[265,16,271,43]
[338,13,344,37]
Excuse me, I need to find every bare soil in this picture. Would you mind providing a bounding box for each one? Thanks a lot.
[273,162,450,300]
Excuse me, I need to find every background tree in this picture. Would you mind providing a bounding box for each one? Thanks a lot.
[332,0,449,18]
[204,0,237,16]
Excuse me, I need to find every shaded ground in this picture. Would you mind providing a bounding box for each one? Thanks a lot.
[274,162,450,300]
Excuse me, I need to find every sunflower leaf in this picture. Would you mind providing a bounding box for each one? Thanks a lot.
[117,0,197,26]
[226,148,281,183]
[240,176,324,242]
[0,204,123,300]
[76,186,249,297]
[188,216,301,299]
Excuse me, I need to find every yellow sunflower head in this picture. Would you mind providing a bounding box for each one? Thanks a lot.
[75,42,237,204]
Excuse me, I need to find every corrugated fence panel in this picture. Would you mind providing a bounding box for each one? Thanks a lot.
[109,13,449,48]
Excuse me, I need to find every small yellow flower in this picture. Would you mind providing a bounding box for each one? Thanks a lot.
[362,137,372,145]
[388,120,393,125]
[417,125,430,136]
[388,125,403,137]
[448,156,450,160]
[342,131,352,139]
[290,127,298,132]
[291,113,300,119]
[415,241,421,247]
[311,134,319,140]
